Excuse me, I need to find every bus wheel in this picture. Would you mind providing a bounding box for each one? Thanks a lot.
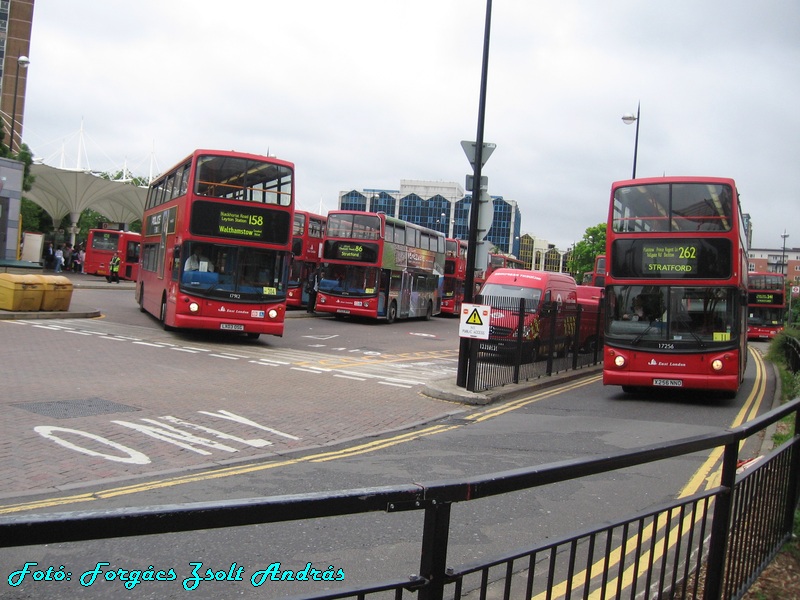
[138,284,146,313]
[246,332,260,340]
[387,301,398,324]
[423,301,433,321]
[160,295,173,331]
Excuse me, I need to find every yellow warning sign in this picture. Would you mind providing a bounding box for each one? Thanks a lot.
[459,303,490,339]
[466,308,483,326]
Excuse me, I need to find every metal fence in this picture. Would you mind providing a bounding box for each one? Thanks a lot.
[783,333,800,373]
[2,397,797,600]
[466,295,603,392]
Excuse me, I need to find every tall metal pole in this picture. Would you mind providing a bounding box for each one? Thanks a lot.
[781,230,789,276]
[9,55,30,153]
[456,0,493,388]
[631,102,640,179]
[621,102,640,179]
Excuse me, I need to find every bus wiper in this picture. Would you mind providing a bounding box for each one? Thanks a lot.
[631,322,656,345]
[683,327,706,348]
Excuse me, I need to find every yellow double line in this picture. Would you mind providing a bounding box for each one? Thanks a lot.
[532,347,769,599]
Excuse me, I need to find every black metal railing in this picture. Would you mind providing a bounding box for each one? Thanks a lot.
[2,398,798,600]
[783,333,800,373]
[467,295,602,392]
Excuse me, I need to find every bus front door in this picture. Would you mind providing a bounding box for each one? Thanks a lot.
[399,271,412,318]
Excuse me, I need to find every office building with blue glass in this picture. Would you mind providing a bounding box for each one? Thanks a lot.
[338,180,523,256]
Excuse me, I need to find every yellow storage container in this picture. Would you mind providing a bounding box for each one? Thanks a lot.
[37,275,74,311]
[0,273,44,311]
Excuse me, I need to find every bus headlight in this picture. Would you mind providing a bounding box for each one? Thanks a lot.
[268,309,279,319]
[614,355,626,367]
[711,358,724,371]
[188,302,199,312]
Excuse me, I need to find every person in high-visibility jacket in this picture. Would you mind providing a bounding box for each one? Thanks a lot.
[107,252,121,283]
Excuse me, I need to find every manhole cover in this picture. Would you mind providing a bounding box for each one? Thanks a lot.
[12,398,140,419]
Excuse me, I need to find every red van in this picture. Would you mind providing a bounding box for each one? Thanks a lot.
[479,269,578,360]
[576,285,604,352]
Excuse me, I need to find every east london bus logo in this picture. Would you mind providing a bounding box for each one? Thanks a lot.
[648,359,687,368]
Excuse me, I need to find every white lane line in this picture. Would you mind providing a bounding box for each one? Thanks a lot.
[334,374,367,381]
[378,381,413,388]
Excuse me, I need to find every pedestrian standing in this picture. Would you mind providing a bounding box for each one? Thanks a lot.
[306,269,319,313]
[63,244,73,272]
[54,246,64,273]
[107,252,121,283]
[43,243,55,270]
[76,246,86,273]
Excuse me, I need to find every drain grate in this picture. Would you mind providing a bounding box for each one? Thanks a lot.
[12,397,140,419]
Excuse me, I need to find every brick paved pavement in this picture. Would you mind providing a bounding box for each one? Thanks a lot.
[0,271,480,501]
[0,269,605,504]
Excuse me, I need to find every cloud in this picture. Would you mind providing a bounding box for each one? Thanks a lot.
[22,0,800,249]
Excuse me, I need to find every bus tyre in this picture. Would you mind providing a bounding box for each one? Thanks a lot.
[138,285,146,313]
[246,332,260,340]
[387,301,397,324]
[424,301,433,321]
[160,295,173,331]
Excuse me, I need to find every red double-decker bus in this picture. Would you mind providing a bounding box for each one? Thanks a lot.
[603,176,748,395]
[83,229,141,281]
[287,210,326,309]
[474,252,525,293]
[441,238,468,315]
[747,272,785,340]
[135,149,294,339]
[487,252,525,275]
[314,211,445,322]
[581,254,606,287]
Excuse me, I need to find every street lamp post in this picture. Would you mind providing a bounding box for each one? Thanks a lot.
[9,55,30,153]
[781,230,789,276]
[621,102,640,179]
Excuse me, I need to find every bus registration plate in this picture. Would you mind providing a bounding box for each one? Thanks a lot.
[220,323,245,331]
[653,378,683,387]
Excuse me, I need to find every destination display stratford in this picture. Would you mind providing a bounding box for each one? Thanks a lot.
[611,238,732,279]
[325,241,379,263]
[641,241,699,273]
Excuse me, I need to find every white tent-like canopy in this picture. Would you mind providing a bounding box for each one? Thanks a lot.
[26,163,148,242]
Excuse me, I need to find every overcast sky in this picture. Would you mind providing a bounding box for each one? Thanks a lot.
[21,1,800,250]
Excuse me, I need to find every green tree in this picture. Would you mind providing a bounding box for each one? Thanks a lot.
[20,197,46,232]
[568,223,606,283]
